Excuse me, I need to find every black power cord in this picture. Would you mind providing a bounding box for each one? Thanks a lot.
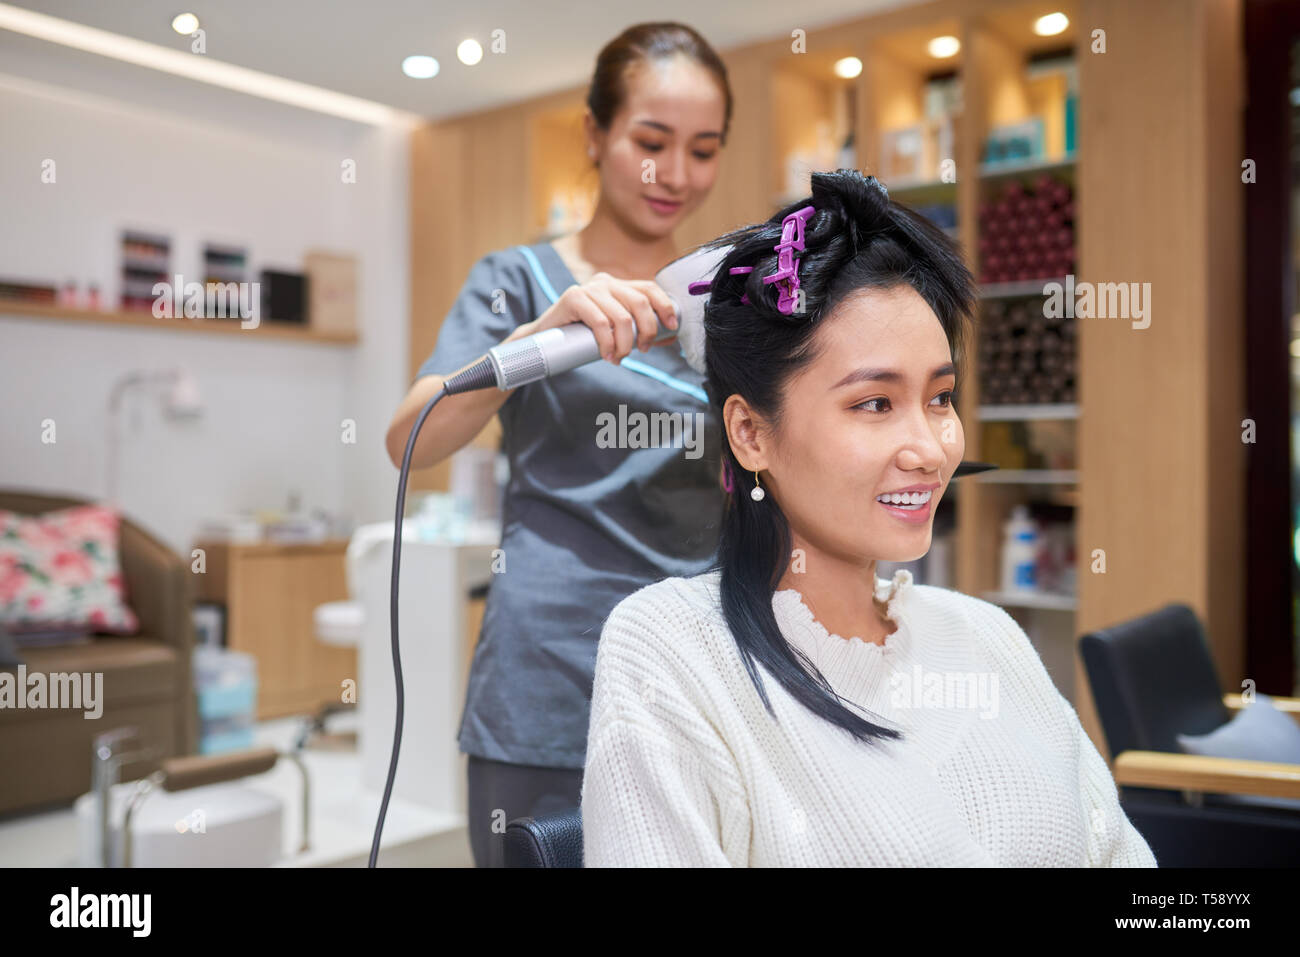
[369,356,498,867]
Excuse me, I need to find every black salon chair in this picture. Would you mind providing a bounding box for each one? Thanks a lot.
[1080,602,1300,867]
[503,807,584,867]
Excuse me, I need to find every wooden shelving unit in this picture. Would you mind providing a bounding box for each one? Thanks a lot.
[950,2,1085,708]
[0,300,358,345]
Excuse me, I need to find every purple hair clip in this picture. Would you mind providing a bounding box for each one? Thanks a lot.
[685,204,815,312]
[689,265,755,304]
[764,205,815,315]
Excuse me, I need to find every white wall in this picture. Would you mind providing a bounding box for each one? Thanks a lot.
[0,60,410,555]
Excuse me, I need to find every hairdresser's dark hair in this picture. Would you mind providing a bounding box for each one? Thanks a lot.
[586,22,733,146]
[699,168,976,747]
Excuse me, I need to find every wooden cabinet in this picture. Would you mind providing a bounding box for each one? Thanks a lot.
[193,540,356,720]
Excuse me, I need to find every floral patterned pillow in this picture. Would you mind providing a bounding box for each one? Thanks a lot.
[0,504,139,635]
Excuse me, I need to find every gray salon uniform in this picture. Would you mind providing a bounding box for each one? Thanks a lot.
[415,243,724,769]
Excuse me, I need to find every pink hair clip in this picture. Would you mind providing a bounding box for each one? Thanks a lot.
[763,205,815,315]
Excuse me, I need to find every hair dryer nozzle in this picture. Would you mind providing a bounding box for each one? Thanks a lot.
[654,243,734,375]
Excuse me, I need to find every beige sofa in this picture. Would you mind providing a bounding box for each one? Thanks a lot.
[0,490,198,818]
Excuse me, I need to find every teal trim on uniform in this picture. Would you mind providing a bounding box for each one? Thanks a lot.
[516,245,562,305]
[517,243,707,404]
[618,355,709,403]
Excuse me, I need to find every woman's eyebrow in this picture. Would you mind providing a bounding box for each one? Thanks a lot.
[634,119,722,140]
[831,363,956,390]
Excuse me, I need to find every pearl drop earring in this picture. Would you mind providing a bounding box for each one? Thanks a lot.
[751,470,765,502]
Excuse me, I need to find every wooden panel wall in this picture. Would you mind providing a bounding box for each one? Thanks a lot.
[1074,0,1245,755]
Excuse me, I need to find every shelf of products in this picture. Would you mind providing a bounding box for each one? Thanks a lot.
[4,229,354,343]
[864,22,963,238]
[990,498,1077,601]
[203,243,246,285]
[193,242,251,325]
[977,172,1076,285]
[768,47,860,208]
[120,230,171,313]
[877,74,959,184]
[977,294,1077,405]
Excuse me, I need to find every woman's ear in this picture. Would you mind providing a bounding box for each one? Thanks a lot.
[723,394,769,472]
[582,110,601,165]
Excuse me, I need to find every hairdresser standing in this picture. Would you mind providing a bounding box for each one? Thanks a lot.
[385,23,731,867]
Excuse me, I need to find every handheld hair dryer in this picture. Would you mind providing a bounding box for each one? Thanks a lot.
[471,242,735,391]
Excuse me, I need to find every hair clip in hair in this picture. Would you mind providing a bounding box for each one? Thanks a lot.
[763,205,815,315]
[689,266,755,304]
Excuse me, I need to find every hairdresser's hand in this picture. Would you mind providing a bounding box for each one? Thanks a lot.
[527,272,680,364]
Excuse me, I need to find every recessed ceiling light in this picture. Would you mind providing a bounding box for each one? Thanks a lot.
[834,56,862,79]
[457,39,483,66]
[402,55,439,79]
[1033,13,1070,36]
[171,13,199,35]
[928,35,960,59]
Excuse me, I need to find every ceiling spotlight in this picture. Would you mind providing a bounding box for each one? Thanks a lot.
[402,55,439,79]
[834,56,862,79]
[1033,13,1070,36]
[171,13,199,35]
[457,39,483,66]
[928,35,960,59]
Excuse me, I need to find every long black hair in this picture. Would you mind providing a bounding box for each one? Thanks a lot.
[699,168,976,746]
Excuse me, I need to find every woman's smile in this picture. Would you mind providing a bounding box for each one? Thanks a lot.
[876,482,941,524]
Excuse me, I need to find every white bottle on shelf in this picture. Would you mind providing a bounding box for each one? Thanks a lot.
[1001,505,1039,593]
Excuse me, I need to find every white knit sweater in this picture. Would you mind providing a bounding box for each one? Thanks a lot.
[581,568,1157,867]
